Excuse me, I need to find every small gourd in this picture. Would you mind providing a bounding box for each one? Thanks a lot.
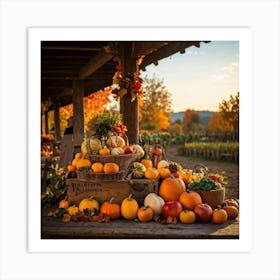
[121,194,139,220]
[79,197,99,213]
[100,197,121,220]
[76,158,92,169]
[131,162,146,179]
[67,205,79,216]
[137,206,154,222]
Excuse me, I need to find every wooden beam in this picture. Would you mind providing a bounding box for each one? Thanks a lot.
[132,42,169,57]
[54,102,61,141]
[72,80,84,149]
[79,49,113,79]
[140,41,203,69]
[119,42,139,144]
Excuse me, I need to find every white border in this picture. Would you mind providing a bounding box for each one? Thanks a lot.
[28,27,252,253]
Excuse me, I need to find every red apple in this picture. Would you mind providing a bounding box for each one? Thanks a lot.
[124,146,133,154]
[194,203,213,222]
[162,201,183,218]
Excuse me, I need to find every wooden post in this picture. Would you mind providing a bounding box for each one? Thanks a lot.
[44,112,49,134]
[72,80,84,152]
[119,43,139,144]
[54,102,61,141]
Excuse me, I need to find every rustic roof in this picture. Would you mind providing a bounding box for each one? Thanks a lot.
[41,41,209,109]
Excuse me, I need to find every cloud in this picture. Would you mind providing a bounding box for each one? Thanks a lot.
[211,61,239,82]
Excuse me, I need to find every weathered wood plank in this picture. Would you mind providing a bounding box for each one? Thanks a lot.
[41,215,239,239]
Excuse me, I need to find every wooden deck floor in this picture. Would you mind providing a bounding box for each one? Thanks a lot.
[41,214,239,239]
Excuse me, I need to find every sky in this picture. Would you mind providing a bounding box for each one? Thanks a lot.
[141,41,239,112]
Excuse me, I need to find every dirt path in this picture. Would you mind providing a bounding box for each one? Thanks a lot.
[165,145,239,199]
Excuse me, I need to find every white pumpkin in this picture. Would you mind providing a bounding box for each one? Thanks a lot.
[144,193,165,215]
[130,144,145,161]
[111,147,124,156]
[157,160,169,169]
[106,135,125,148]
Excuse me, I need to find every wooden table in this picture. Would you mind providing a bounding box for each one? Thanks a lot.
[41,211,239,239]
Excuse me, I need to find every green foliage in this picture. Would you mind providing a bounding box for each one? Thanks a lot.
[189,177,217,191]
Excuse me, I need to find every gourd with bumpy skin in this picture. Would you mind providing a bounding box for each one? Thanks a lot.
[131,162,146,179]
[121,194,139,220]
[144,193,164,215]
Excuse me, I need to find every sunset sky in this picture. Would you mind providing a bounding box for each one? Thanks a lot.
[141,41,239,112]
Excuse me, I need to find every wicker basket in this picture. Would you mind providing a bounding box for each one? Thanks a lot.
[85,153,138,173]
[196,188,225,208]
[76,170,125,181]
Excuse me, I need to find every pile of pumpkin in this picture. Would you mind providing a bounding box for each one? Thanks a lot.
[51,175,239,224]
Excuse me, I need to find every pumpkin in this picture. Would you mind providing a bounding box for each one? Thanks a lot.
[67,165,76,172]
[104,162,119,173]
[91,162,104,173]
[158,167,171,179]
[140,159,153,169]
[137,206,154,222]
[130,144,145,160]
[79,197,99,213]
[100,197,121,220]
[67,205,79,216]
[131,162,146,178]
[179,210,196,224]
[212,207,228,224]
[157,160,169,169]
[111,147,125,156]
[59,199,69,209]
[121,194,139,220]
[106,135,125,148]
[179,190,202,210]
[76,159,92,169]
[159,177,186,202]
[223,205,239,219]
[225,199,239,210]
[144,167,159,179]
[99,146,110,155]
[144,193,164,215]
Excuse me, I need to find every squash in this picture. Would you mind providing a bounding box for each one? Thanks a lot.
[144,167,159,179]
[79,197,99,213]
[159,177,186,202]
[100,198,121,220]
[179,190,202,210]
[104,162,119,173]
[137,206,154,222]
[131,162,146,179]
[130,144,145,160]
[212,207,228,224]
[89,137,102,153]
[106,135,125,148]
[66,205,79,216]
[157,160,169,169]
[59,199,69,209]
[144,193,164,215]
[121,194,139,220]
[140,159,153,169]
[111,147,124,156]
[76,158,92,169]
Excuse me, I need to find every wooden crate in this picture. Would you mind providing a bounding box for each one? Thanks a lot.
[66,178,159,206]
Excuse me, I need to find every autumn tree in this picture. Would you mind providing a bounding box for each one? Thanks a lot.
[182,109,205,134]
[208,92,239,133]
[140,75,172,131]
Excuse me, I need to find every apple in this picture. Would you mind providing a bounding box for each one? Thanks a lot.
[162,201,183,219]
[124,146,133,154]
[194,203,213,222]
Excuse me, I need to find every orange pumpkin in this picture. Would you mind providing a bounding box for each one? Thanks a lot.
[179,210,196,224]
[67,165,76,172]
[140,159,153,169]
[137,206,154,222]
[158,167,171,179]
[159,177,186,202]
[76,158,92,169]
[104,162,119,173]
[91,162,104,173]
[99,146,110,155]
[144,167,160,179]
[223,205,239,219]
[59,199,69,209]
[212,207,228,224]
[100,198,121,220]
[179,190,202,210]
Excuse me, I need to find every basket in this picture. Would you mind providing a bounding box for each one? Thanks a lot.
[196,188,225,208]
[85,153,138,174]
[76,170,125,181]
